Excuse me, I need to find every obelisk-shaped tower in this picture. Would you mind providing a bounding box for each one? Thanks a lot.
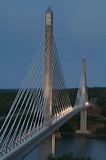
[44,7,53,127]
[40,8,55,160]
[76,56,90,134]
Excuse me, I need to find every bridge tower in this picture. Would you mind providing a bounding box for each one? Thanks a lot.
[39,8,55,160]
[76,56,90,134]
[44,7,53,127]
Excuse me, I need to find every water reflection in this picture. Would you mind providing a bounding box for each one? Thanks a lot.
[23,136,106,160]
[24,147,39,160]
[75,137,91,157]
[56,136,106,160]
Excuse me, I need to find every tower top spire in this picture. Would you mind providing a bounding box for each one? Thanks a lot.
[45,7,53,26]
[83,49,87,59]
[46,7,53,14]
[47,7,52,11]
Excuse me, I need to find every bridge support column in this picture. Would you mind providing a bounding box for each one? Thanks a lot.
[76,56,90,135]
[76,109,90,134]
[39,133,55,160]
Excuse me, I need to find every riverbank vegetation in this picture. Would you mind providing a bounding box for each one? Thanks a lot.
[48,153,94,160]
[0,89,17,116]
[95,126,106,135]
[0,87,106,115]
[0,87,106,135]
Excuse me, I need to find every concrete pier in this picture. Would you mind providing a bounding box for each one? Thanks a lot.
[39,133,55,160]
[76,109,90,134]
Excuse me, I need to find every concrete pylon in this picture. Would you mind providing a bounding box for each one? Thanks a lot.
[39,133,55,160]
[76,56,90,134]
[44,7,53,127]
[39,8,55,160]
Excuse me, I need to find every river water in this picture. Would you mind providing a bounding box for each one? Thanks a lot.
[56,136,106,160]
[25,136,106,160]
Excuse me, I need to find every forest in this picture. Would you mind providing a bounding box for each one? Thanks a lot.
[0,87,106,117]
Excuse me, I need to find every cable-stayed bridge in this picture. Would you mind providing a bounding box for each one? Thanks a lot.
[0,8,94,160]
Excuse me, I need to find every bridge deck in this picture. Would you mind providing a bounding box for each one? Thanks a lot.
[1,104,92,160]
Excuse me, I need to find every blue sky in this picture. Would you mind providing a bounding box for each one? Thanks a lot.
[0,0,106,88]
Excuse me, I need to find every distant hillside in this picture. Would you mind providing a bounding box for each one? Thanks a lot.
[0,89,18,116]
[0,87,106,117]
[68,87,106,117]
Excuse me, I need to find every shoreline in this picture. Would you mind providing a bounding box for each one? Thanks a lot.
[60,132,106,140]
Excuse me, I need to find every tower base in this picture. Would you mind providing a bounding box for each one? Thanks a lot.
[76,130,90,135]
[76,109,90,135]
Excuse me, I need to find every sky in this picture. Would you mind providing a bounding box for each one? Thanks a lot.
[0,0,106,88]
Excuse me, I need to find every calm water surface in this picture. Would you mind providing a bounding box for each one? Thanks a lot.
[25,136,106,160]
[56,136,106,160]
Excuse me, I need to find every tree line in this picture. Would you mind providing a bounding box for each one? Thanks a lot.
[0,87,106,117]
